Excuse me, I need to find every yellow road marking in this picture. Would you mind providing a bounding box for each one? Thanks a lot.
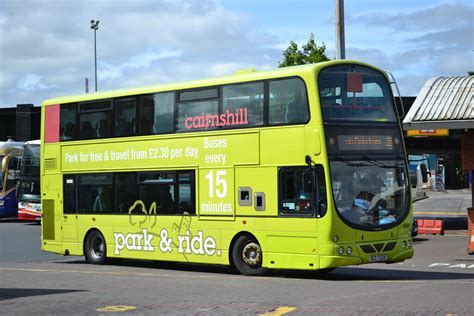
[96,305,136,312]
[414,211,466,217]
[260,306,297,316]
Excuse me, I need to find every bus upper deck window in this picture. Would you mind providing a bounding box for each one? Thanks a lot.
[60,103,77,141]
[269,78,309,125]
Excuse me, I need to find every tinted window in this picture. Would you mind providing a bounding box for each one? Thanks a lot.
[139,172,175,215]
[179,88,218,101]
[115,173,137,214]
[178,171,195,214]
[279,165,326,216]
[223,82,264,128]
[177,100,219,132]
[79,100,113,140]
[115,98,136,137]
[139,92,175,135]
[319,65,397,122]
[64,176,77,214]
[78,174,113,213]
[64,170,195,215]
[60,103,77,141]
[269,78,309,125]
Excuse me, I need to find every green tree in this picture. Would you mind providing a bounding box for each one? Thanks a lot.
[278,33,330,67]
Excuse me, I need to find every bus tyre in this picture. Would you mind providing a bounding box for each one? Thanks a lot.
[232,235,266,276]
[84,230,107,265]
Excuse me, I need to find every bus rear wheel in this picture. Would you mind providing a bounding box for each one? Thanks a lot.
[84,230,107,265]
[232,235,266,276]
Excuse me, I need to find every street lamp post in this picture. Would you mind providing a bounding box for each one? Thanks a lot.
[90,19,100,92]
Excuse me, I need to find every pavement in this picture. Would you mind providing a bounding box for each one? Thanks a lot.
[412,187,473,230]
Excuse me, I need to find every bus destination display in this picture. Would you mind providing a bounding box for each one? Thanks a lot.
[337,135,394,151]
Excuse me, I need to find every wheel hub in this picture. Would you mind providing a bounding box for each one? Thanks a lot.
[242,242,262,267]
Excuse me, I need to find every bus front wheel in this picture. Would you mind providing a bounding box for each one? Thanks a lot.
[231,235,266,276]
[84,230,107,265]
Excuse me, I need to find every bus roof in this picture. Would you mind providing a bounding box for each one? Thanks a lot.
[0,140,24,156]
[23,139,41,146]
[42,60,380,106]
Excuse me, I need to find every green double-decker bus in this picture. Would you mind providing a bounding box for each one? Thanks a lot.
[41,60,413,275]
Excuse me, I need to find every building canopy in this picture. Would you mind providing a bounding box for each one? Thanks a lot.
[403,76,473,130]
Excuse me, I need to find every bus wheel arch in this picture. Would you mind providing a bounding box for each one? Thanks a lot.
[229,232,267,276]
[83,228,108,265]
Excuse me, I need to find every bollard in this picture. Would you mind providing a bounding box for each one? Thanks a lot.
[467,207,474,255]
[416,219,444,235]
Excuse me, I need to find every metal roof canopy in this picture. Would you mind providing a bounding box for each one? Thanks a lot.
[403,76,474,130]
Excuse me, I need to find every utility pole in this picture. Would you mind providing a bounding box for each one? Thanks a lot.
[85,77,89,93]
[335,0,346,59]
[90,19,100,91]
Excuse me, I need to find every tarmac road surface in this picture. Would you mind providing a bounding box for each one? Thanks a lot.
[0,221,473,315]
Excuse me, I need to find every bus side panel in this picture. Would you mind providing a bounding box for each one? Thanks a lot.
[265,218,319,270]
[260,127,305,166]
[41,143,64,254]
[234,166,277,217]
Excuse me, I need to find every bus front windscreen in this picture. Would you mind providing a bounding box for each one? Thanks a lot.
[319,64,410,230]
[330,158,409,229]
[20,144,40,177]
[0,156,3,189]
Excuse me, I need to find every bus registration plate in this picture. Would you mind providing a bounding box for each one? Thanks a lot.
[369,253,388,262]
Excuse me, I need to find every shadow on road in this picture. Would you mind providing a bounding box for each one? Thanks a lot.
[290,267,474,281]
[0,288,87,301]
[56,258,474,282]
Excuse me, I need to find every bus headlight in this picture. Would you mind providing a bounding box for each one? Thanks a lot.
[407,240,412,248]
[337,246,345,255]
[346,246,353,255]
[402,241,407,249]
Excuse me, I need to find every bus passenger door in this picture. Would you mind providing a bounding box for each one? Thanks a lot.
[41,175,63,246]
[61,175,78,251]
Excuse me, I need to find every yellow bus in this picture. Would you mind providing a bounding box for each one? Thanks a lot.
[41,60,413,275]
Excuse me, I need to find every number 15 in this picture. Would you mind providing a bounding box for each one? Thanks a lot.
[205,170,227,198]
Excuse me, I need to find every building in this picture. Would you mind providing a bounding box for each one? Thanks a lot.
[403,75,473,189]
[0,104,40,142]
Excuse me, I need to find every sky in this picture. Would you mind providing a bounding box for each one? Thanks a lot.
[0,0,472,107]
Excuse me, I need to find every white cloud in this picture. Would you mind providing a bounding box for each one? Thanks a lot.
[125,49,182,69]
[0,0,472,106]
[17,74,56,91]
